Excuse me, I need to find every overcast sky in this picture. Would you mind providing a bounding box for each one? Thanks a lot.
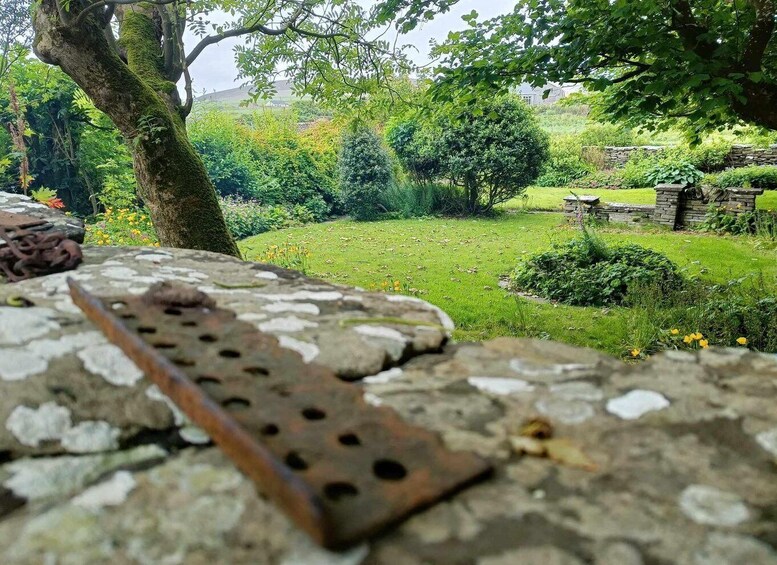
[186,0,515,94]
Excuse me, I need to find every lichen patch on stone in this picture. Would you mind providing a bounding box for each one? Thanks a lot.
[606,390,670,420]
[71,471,137,511]
[60,421,121,453]
[263,302,320,315]
[756,427,777,458]
[679,485,750,526]
[535,397,595,424]
[467,377,535,395]
[258,316,319,333]
[77,343,144,387]
[277,336,320,363]
[364,368,404,384]
[5,402,72,447]
[0,349,48,381]
[0,307,60,345]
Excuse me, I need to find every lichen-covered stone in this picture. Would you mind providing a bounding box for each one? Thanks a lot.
[0,191,85,243]
[0,247,776,564]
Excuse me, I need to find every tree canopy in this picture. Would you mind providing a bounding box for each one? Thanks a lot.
[378,0,777,138]
[0,0,32,83]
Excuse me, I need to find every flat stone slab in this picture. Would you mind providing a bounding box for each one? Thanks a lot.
[0,191,85,244]
[0,248,776,564]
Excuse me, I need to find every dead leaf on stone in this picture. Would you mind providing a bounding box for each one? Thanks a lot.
[544,438,598,472]
[520,417,554,439]
[510,436,547,456]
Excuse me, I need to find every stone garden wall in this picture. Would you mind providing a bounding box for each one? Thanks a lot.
[598,144,777,169]
[565,185,764,229]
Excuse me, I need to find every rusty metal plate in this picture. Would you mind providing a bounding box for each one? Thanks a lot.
[0,211,47,229]
[68,280,492,549]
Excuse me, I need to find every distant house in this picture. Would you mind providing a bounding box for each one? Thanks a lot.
[515,83,566,106]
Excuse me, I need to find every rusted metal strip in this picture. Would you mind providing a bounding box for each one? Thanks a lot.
[0,211,47,229]
[68,280,492,549]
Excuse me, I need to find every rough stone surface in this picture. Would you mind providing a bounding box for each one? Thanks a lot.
[0,246,776,564]
[0,191,85,243]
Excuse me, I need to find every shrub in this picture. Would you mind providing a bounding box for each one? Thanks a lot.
[699,205,777,239]
[624,276,777,354]
[570,169,625,189]
[86,207,158,246]
[219,198,317,240]
[189,109,337,219]
[535,136,594,187]
[380,182,468,218]
[620,150,658,188]
[511,231,685,306]
[436,97,549,213]
[714,165,777,190]
[339,125,393,221]
[645,161,704,186]
[385,118,444,185]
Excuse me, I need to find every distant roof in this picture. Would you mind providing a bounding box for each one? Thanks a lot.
[196,80,295,103]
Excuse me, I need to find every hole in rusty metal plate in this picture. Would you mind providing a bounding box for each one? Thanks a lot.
[285,451,308,471]
[196,376,221,386]
[338,433,361,447]
[244,366,269,377]
[164,307,182,316]
[173,358,195,367]
[302,407,326,421]
[153,342,176,349]
[222,397,251,410]
[219,349,241,358]
[261,424,280,436]
[324,482,359,501]
[181,320,198,327]
[373,459,407,481]
[199,334,217,343]
[138,326,157,334]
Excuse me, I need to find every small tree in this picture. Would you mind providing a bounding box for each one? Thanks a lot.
[339,126,393,220]
[385,117,444,185]
[438,98,549,214]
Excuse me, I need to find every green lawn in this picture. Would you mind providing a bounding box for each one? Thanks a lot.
[510,187,777,212]
[240,212,777,357]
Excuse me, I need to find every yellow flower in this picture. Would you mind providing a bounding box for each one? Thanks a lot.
[683,335,693,344]
[699,339,709,348]
[736,337,748,346]
[630,348,641,357]
[692,332,703,341]
[670,329,680,335]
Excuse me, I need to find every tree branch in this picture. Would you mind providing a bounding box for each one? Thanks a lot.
[742,0,775,72]
[72,0,178,27]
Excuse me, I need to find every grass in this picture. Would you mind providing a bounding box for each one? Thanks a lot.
[240,212,777,358]
[509,187,777,212]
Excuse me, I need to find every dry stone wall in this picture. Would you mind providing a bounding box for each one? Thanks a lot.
[0,246,776,564]
[565,185,763,229]
[597,144,777,169]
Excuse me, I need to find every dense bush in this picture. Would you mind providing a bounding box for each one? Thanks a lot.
[699,206,777,239]
[535,136,594,187]
[189,109,337,220]
[219,197,315,240]
[511,232,685,306]
[438,98,549,212]
[386,98,548,213]
[625,277,777,354]
[713,165,777,190]
[385,118,443,185]
[380,182,468,218]
[339,126,393,220]
[646,161,704,186]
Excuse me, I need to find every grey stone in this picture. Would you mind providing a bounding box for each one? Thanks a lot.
[0,246,776,563]
[0,191,84,244]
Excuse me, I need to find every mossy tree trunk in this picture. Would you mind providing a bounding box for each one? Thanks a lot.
[33,1,240,257]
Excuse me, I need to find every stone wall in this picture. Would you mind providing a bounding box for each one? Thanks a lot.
[0,246,776,563]
[565,185,763,229]
[726,144,777,168]
[597,144,777,169]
